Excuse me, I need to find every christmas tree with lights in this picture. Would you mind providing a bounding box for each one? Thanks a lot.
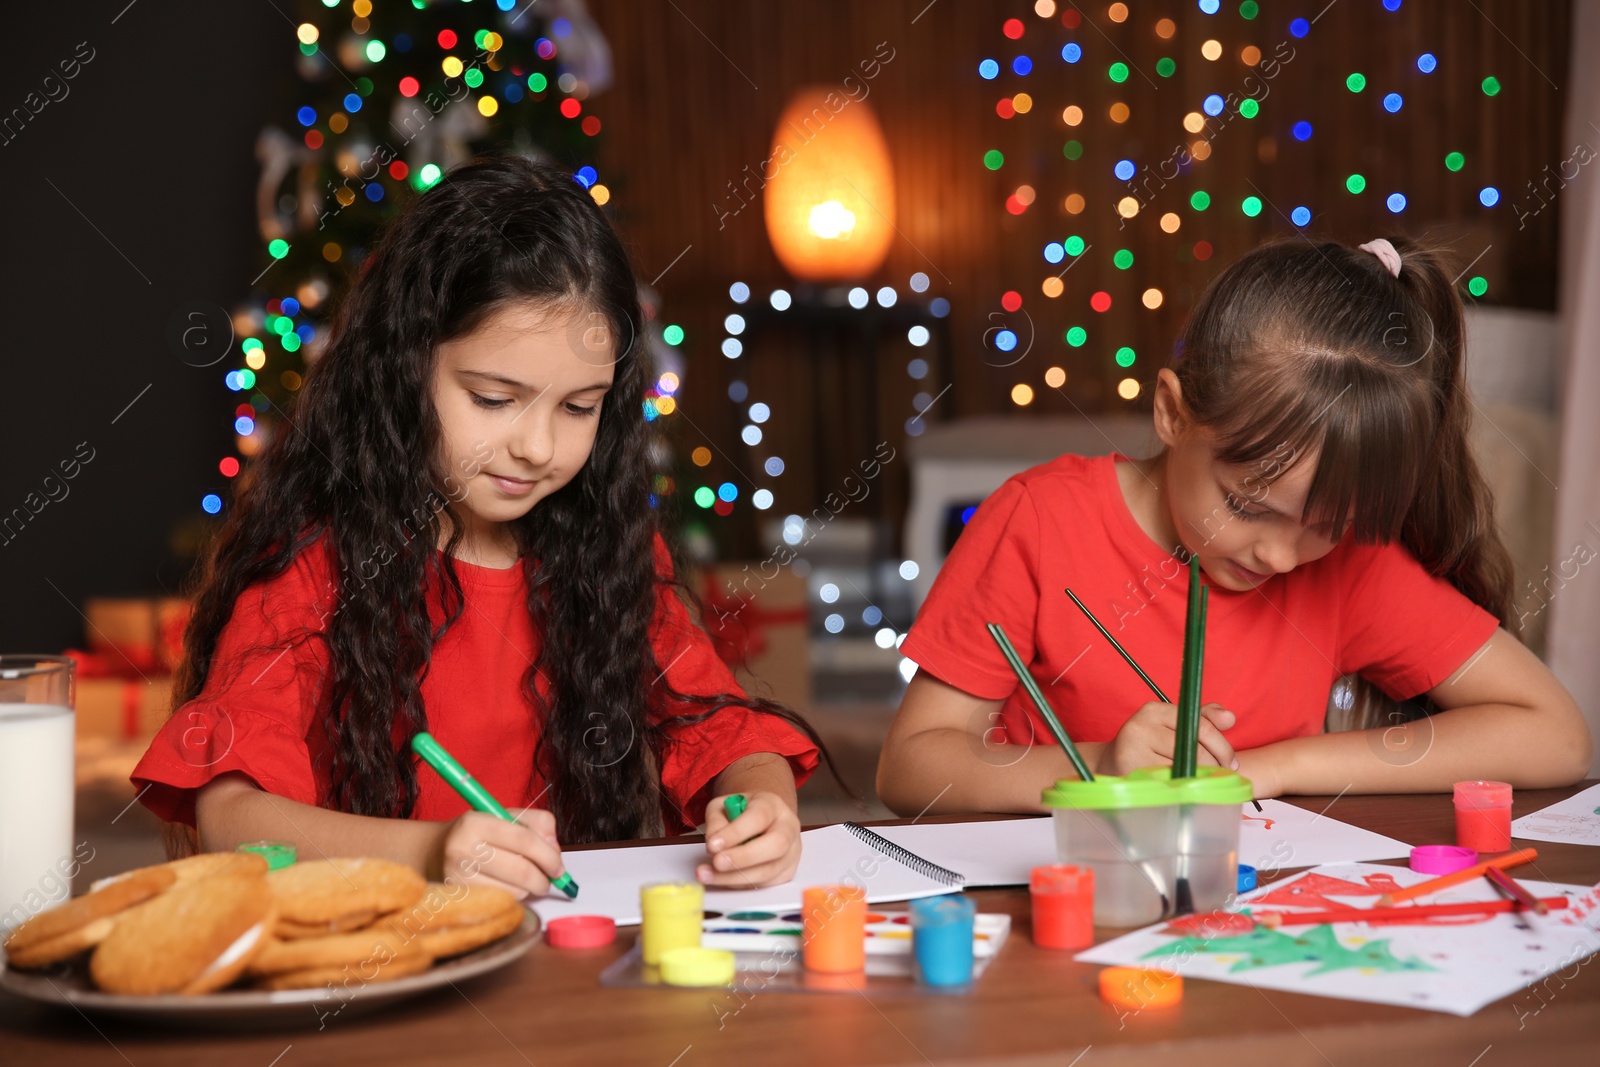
[210,0,663,515]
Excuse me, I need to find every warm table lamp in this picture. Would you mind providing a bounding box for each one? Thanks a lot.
[763,85,896,281]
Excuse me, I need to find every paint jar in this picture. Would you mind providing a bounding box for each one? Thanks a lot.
[802,884,866,973]
[639,882,703,966]
[1029,865,1094,950]
[1454,780,1513,853]
[909,894,976,988]
[1042,766,1252,926]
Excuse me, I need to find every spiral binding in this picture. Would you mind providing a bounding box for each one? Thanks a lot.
[842,823,965,887]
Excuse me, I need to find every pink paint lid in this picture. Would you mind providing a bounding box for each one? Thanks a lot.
[1410,845,1479,874]
[545,914,617,949]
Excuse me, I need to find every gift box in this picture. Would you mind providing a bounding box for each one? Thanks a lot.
[689,563,811,713]
[75,676,175,740]
[68,596,189,740]
[83,596,192,674]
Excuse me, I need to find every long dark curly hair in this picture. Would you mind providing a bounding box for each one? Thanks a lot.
[175,154,831,843]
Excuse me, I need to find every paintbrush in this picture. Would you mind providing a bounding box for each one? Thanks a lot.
[987,620,1171,916]
[1065,586,1261,813]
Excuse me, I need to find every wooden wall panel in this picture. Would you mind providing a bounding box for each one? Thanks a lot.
[585,0,1569,554]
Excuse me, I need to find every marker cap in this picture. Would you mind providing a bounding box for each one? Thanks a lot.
[235,840,297,871]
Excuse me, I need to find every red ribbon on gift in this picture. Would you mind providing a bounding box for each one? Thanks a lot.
[700,576,808,666]
[158,604,191,670]
[121,681,143,738]
[65,646,159,680]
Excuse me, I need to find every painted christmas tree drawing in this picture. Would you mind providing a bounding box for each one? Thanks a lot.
[1142,921,1437,978]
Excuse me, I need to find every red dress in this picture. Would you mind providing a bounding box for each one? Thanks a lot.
[900,454,1500,750]
[132,531,818,833]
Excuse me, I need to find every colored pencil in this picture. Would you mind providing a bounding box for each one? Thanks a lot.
[986,622,1096,782]
[1254,895,1568,927]
[987,621,1173,913]
[1485,865,1548,915]
[1376,847,1539,906]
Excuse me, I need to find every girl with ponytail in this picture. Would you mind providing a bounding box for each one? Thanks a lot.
[880,236,1590,814]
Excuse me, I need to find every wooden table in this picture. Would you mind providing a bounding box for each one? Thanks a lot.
[4,785,1598,1066]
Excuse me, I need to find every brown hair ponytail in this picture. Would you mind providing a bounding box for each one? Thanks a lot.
[1388,239,1514,626]
[1173,236,1516,730]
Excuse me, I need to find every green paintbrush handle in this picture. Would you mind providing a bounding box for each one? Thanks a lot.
[1173,557,1203,778]
[987,622,1096,782]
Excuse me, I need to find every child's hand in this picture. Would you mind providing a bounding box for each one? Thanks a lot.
[436,809,566,900]
[1094,701,1237,777]
[697,792,801,889]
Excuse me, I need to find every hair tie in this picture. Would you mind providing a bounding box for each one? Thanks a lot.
[1358,238,1402,278]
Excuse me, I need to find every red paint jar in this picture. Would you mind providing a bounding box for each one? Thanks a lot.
[1454,780,1513,853]
[1030,864,1094,950]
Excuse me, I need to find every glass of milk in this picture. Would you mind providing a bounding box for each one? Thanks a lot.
[0,656,75,939]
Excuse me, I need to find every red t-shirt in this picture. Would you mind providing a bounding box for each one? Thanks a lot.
[899,454,1500,750]
[132,531,818,834]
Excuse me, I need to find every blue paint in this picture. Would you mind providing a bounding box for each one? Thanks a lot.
[910,895,976,988]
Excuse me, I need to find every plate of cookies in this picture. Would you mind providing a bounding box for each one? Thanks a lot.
[0,851,539,1028]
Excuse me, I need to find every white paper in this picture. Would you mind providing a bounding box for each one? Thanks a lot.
[873,801,1412,889]
[1076,862,1600,1017]
[868,818,1057,887]
[529,824,957,927]
[1238,799,1413,871]
[530,801,1416,926]
[1512,782,1600,847]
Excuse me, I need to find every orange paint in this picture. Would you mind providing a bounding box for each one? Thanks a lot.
[802,885,866,973]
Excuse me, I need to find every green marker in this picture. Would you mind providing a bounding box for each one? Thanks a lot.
[410,731,578,900]
[724,794,747,822]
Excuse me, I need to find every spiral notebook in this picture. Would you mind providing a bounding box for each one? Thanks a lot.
[530,823,964,927]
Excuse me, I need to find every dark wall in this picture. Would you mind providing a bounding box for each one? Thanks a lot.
[585,0,1570,555]
[0,1,1572,649]
[0,2,283,651]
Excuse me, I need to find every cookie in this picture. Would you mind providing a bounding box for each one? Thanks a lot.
[247,923,420,976]
[267,858,426,926]
[274,908,379,940]
[251,942,434,991]
[417,900,528,959]
[382,882,520,940]
[89,873,277,995]
[90,851,269,894]
[4,866,177,970]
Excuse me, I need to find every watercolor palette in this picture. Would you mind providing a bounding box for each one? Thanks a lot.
[597,909,1012,996]
[698,908,1010,958]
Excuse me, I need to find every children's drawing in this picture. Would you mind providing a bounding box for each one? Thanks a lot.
[1077,863,1600,1017]
[1142,922,1436,976]
[1249,870,1403,910]
[1510,782,1600,847]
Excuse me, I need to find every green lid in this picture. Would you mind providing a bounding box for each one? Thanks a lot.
[236,840,298,871]
[1042,765,1253,809]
